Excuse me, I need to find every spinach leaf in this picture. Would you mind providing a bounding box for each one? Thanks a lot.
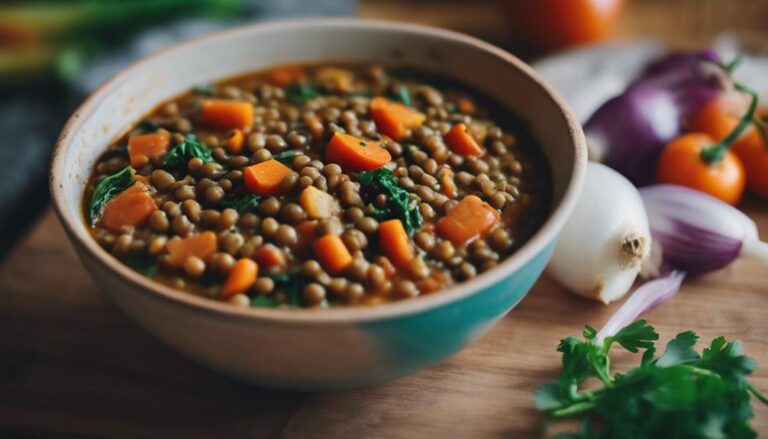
[164,134,213,168]
[251,295,281,308]
[287,84,320,103]
[359,167,423,236]
[122,253,158,278]
[87,166,134,225]
[269,272,305,308]
[219,193,262,213]
[138,120,159,133]
[193,83,215,95]
[390,86,413,107]
[271,149,301,165]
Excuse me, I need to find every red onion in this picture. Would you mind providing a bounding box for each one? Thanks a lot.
[596,270,685,344]
[640,184,768,274]
[585,51,724,185]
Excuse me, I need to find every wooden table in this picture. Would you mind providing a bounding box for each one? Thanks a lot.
[2,1,768,437]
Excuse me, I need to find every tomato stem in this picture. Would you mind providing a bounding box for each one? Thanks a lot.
[700,82,758,164]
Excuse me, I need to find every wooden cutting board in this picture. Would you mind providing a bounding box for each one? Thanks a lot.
[1,205,766,438]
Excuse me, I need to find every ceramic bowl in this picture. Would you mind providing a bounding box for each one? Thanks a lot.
[50,19,586,390]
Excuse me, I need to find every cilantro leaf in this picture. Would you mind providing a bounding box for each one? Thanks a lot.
[268,271,305,308]
[358,167,423,236]
[699,337,756,380]
[87,166,134,225]
[656,330,700,367]
[164,134,213,168]
[251,295,281,308]
[193,83,215,95]
[390,86,413,107]
[138,119,159,133]
[606,319,658,353]
[533,382,568,411]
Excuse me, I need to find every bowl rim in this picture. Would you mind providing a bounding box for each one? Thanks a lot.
[50,17,587,325]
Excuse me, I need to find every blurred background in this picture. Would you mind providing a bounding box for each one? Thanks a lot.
[0,0,766,257]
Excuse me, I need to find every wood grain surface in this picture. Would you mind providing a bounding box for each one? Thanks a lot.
[2,1,768,438]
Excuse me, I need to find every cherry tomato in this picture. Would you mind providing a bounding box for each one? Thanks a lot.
[499,0,625,50]
[657,133,745,205]
[732,108,768,198]
[688,92,750,140]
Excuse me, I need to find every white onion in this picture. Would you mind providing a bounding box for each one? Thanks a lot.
[548,162,651,303]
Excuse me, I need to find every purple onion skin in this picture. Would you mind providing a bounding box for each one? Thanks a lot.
[651,220,742,274]
[584,51,723,186]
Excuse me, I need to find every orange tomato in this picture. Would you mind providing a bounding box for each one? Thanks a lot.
[732,108,768,199]
[688,92,751,141]
[657,133,745,205]
[499,0,625,50]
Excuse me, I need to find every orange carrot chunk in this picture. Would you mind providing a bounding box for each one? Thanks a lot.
[456,96,476,115]
[417,271,446,294]
[370,97,425,141]
[223,129,244,153]
[101,184,157,232]
[220,258,259,300]
[128,130,170,168]
[444,123,484,157]
[243,159,293,196]
[200,99,253,130]
[438,168,457,198]
[313,234,353,274]
[264,65,305,87]
[378,219,414,270]
[436,195,500,247]
[325,132,392,172]
[254,245,285,269]
[165,231,218,269]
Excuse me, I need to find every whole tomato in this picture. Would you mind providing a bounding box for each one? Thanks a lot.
[498,0,625,50]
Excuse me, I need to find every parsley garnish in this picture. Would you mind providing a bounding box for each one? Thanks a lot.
[87,166,134,225]
[251,295,281,308]
[358,167,422,236]
[164,134,213,168]
[535,320,768,437]
[268,272,304,308]
[219,193,261,213]
[138,120,159,133]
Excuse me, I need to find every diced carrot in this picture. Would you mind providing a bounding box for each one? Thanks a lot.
[325,132,391,172]
[295,220,318,250]
[200,99,253,130]
[220,258,258,300]
[313,234,353,274]
[243,159,293,196]
[378,219,414,270]
[417,271,446,294]
[438,168,457,198]
[456,96,476,115]
[254,245,285,269]
[128,130,170,168]
[264,65,305,87]
[165,231,218,269]
[223,129,244,153]
[300,186,339,219]
[316,67,354,92]
[370,97,425,141]
[444,123,484,157]
[101,184,157,232]
[436,195,500,247]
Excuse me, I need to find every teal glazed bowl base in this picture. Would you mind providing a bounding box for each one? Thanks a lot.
[51,19,586,389]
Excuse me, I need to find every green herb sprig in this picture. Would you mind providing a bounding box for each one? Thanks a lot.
[536,320,768,438]
[87,166,134,225]
[287,84,320,103]
[358,167,422,236]
[219,193,261,213]
[164,134,213,168]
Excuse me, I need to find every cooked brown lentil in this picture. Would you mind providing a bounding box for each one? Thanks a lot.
[84,63,551,308]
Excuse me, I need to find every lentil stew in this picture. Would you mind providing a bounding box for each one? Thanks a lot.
[83,63,551,309]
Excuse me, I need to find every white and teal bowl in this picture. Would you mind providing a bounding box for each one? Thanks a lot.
[50,19,586,389]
